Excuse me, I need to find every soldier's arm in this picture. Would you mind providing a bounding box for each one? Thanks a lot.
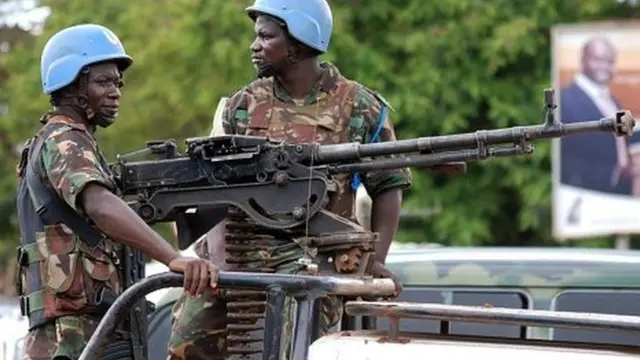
[355,88,412,264]
[43,129,180,267]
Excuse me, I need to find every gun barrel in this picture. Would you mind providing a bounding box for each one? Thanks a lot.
[314,111,634,163]
[327,144,532,174]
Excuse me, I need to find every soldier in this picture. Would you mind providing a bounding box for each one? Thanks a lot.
[167,1,411,359]
[15,24,219,360]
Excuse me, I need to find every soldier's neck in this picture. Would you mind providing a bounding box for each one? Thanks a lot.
[276,59,323,100]
[52,105,96,134]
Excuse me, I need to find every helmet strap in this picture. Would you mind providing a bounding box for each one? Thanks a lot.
[48,67,116,128]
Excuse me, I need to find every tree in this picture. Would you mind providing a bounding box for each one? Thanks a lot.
[0,0,639,271]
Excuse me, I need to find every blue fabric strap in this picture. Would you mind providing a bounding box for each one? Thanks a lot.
[350,103,387,192]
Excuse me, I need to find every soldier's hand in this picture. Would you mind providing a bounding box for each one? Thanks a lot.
[370,261,403,298]
[168,256,219,296]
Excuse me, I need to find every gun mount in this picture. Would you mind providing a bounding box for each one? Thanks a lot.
[111,89,635,237]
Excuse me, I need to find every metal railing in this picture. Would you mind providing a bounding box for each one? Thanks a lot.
[345,301,640,343]
[79,271,640,360]
[78,271,396,360]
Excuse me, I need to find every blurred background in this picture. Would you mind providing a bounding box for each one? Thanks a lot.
[1,0,640,299]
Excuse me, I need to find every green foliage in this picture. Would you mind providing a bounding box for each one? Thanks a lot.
[1,0,639,268]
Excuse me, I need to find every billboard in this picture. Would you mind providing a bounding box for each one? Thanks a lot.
[552,21,640,240]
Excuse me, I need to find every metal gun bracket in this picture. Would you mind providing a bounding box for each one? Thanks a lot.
[614,110,635,137]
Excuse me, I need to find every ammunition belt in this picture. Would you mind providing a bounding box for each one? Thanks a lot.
[223,206,377,359]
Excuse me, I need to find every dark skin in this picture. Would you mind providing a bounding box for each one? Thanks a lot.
[83,62,121,127]
[580,37,617,86]
[250,15,323,99]
[64,62,219,297]
[371,189,403,264]
[370,189,404,295]
[247,15,404,295]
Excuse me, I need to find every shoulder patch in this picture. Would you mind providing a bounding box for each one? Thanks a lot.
[362,86,395,112]
[235,109,248,121]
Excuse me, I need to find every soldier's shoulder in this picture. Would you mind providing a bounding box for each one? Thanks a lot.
[350,82,395,113]
[42,121,93,145]
[225,88,248,110]
[244,77,273,92]
[226,78,272,110]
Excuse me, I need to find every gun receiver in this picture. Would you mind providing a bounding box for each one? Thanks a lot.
[111,89,635,236]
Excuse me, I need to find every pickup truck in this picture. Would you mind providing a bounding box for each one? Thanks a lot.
[8,243,640,359]
[142,244,640,359]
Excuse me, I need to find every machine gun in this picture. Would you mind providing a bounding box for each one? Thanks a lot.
[110,87,632,303]
[112,89,634,240]
[108,89,634,278]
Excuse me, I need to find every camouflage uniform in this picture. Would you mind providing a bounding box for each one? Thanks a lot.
[17,113,123,360]
[167,62,411,360]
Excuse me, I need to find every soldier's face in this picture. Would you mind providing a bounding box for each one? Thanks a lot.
[250,16,289,78]
[86,62,123,122]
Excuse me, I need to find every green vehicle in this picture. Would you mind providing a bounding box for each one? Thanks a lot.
[143,244,640,359]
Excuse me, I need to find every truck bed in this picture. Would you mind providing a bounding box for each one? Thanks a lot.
[308,330,640,360]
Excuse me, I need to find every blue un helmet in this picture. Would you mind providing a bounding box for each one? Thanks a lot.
[40,24,133,95]
[246,0,333,54]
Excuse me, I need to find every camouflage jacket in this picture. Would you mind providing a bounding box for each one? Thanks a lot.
[17,113,122,326]
[40,115,120,218]
[219,62,412,209]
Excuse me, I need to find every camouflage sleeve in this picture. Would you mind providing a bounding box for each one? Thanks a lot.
[219,89,250,135]
[41,126,116,214]
[351,87,412,197]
